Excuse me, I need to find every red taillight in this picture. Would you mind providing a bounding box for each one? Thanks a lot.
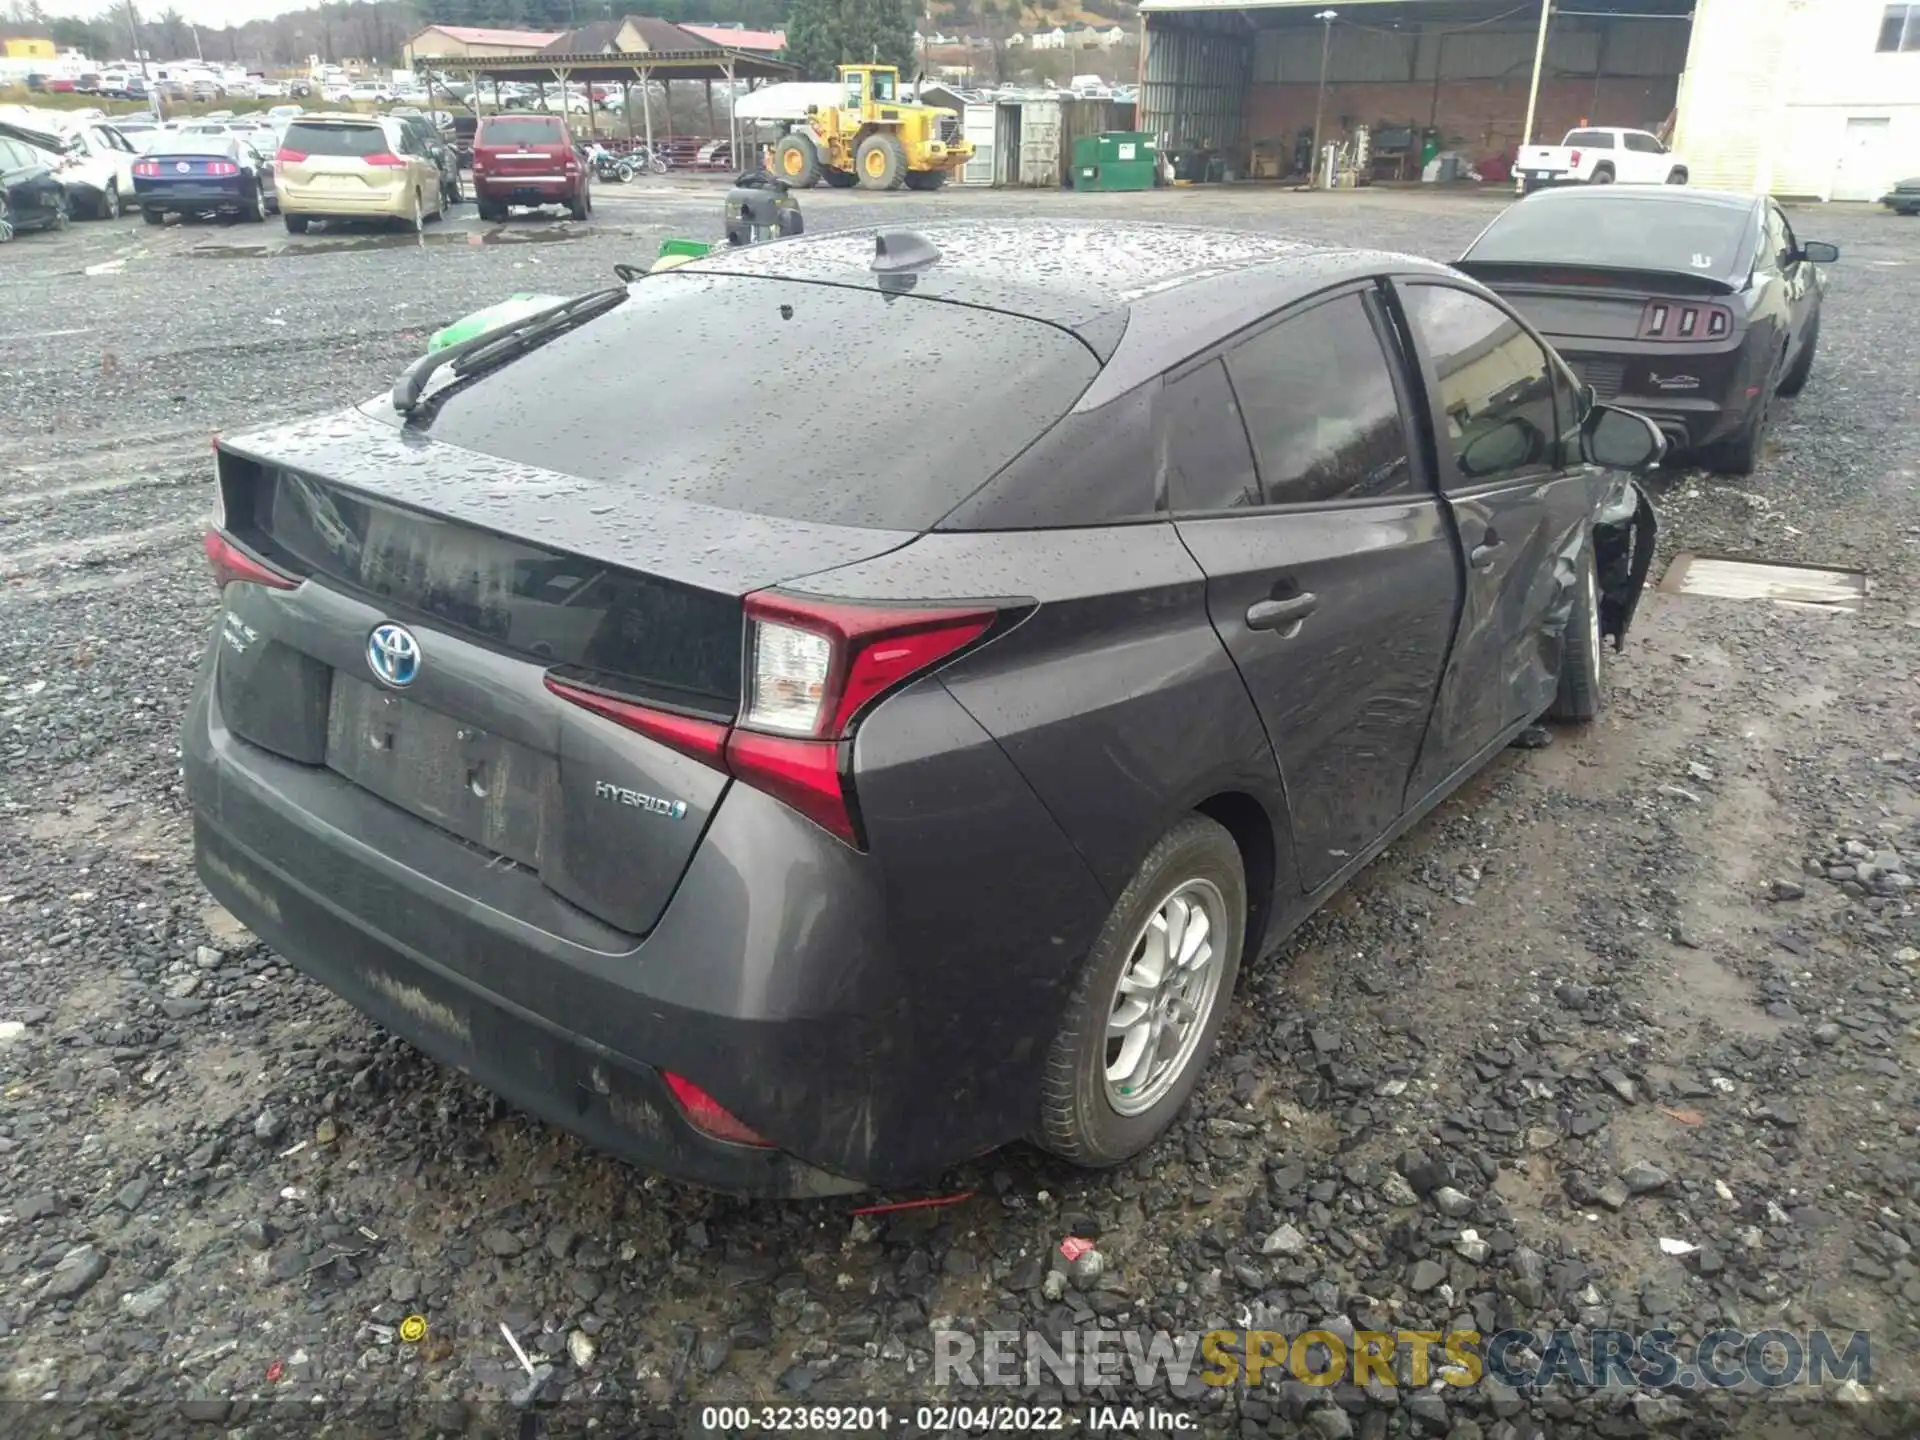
[275,147,306,163]
[661,1072,772,1147]
[204,529,298,592]
[1638,299,1736,341]
[541,675,728,766]
[207,161,238,177]
[133,160,159,177]
[362,152,406,168]
[544,595,1001,847]
[1570,149,1583,167]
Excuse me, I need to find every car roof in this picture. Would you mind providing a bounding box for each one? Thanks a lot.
[681,219,1452,371]
[1515,185,1759,214]
[288,111,388,125]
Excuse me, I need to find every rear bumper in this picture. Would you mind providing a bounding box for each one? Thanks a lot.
[278,182,412,218]
[135,182,248,210]
[474,175,581,202]
[181,653,1103,1193]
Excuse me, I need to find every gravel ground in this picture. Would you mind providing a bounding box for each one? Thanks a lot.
[1,184,1918,1438]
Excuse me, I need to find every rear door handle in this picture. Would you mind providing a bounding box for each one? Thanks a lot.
[1470,539,1504,570]
[1246,593,1318,632]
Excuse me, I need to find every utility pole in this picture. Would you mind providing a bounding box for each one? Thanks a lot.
[1520,0,1552,150]
[124,0,159,119]
[1310,10,1336,189]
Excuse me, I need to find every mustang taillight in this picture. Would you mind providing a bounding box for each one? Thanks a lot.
[132,160,159,178]
[1637,299,1735,341]
[544,594,1001,848]
[204,528,299,592]
[206,161,238,177]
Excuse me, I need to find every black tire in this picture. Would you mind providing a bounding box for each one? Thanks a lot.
[774,134,820,189]
[444,172,462,206]
[1590,164,1615,185]
[242,182,264,223]
[567,184,590,222]
[50,190,70,230]
[477,199,503,223]
[401,190,425,233]
[0,197,12,243]
[1666,166,1688,185]
[98,181,121,219]
[855,132,908,190]
[1037,814,1247,1167]
[821,166,857,189]
[1550,543,1605,723]
[1778,312,1820,396]
[283,213,309,234]
[903,168,947,191]
[1703,360,1776,476]
[142,207,164,226]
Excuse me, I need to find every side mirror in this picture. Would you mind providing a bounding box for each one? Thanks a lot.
[1583,404,1666,473]
[1798,241,1839,264]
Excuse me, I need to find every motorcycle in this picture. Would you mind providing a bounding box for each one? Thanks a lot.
[628,144,670,176]
[589,149,634,184]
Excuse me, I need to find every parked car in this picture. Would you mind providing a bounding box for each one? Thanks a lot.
[391,110,462,206]
[0,112,140,219]
[1515,127,1688,192]
[75,73,103,94]
[344,82,392,104]
[267,104,305,125]
[134,135,275,223]
[1882,177,1920,216]
[185,221,1665,1194]
[471,113,589,221]
[1456,186,1836,475]
[274,113,445,233]
[0,134,69,236]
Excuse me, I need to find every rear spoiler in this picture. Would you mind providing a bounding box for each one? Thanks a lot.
[1456,259,1739,297]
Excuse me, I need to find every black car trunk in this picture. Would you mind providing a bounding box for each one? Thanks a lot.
[209,413,911,936]
[1456,262,1748,405]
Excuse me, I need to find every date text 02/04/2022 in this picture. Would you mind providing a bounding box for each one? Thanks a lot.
[691,1403,1192,1433]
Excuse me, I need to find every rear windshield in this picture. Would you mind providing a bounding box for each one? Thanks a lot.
[423,272,1099,530]
[1564,130,1615,148]
[162,138,240,157]
[282,120,388,156]
[478,118,566,147]
[1466,196,1752,279]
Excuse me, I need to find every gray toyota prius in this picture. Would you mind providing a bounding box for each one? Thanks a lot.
[184,221,1662,1196]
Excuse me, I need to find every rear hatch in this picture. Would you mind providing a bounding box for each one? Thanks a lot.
[474,116,570,182]
[276,117,400,194]
[207,269,1099,937]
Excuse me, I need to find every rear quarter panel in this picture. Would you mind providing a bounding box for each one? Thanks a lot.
[790,525,1292,911]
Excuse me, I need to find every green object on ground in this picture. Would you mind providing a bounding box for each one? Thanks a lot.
[1071,132,1156,192]
[429,293,569,352]
[658,238,711,260]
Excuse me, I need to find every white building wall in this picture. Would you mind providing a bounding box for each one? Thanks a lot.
[1676,0,1920,200]
[1771,0,1920,200]
[1672,0,1794,193]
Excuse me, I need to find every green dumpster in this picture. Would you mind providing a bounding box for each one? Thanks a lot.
[1072,131,1157,193]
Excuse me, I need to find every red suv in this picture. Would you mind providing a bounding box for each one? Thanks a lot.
[471,114,590,222]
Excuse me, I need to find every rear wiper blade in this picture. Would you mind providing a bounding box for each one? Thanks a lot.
[391,285,629,416]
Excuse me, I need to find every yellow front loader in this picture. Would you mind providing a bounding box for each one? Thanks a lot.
[773,65,973,192]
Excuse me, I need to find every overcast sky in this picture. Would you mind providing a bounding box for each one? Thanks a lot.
[40,0,307,27]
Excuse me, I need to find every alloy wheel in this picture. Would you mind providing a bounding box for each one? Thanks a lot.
[1103,879,1230,1117]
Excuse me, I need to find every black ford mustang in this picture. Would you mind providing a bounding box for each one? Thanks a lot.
[1456,187,1838,476]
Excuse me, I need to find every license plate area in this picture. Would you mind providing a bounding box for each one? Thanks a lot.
[326,673,552,867]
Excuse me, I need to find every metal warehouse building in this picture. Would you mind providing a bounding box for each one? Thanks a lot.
[1135,0,1920,201]
[1137,0,1694,182]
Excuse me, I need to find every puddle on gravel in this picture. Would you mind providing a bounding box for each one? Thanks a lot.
[190,226,591,260]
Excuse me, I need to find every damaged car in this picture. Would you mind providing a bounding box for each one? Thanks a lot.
[183,223,1662,1196]
[0,109,140,219]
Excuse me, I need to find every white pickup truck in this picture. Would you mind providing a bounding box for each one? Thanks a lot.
[1515,127,1688,193]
